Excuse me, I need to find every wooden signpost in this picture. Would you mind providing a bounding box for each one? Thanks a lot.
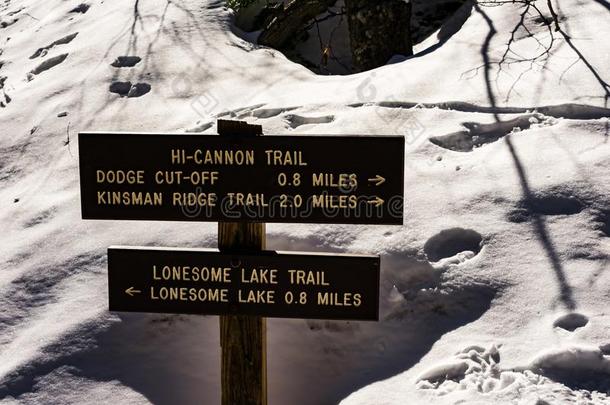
[220,121,267,405]
[78,120,405,405]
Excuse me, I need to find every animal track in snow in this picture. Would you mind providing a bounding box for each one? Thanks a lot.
[69,3,90,13]
[418,344,610,399]
[27,53,68,80]
[429,113,553,152]
[424,228,483,263]
[508,190,584,223]
[417,345,500,385]
[110,56,141,68]
[30,33,78,59]
[553,312,589,331]
[109,81,151,98]
[285,114,335,129]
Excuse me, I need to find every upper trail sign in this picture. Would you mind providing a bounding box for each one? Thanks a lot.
[79,132,405,224]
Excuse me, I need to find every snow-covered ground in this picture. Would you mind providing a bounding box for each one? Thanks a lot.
[0,0,609,404]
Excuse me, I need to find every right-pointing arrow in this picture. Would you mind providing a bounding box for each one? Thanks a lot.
[125,286,142,297]
[367,197,384,207]
[368,175,386,186]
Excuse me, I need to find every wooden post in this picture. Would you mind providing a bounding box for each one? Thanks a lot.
[218,120,267,405]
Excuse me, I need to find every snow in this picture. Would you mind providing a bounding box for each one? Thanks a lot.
[0,0,609,404]
[408,345,610,405]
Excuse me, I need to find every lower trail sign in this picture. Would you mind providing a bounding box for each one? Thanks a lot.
[108,246,379,320]
[79,120,404,405]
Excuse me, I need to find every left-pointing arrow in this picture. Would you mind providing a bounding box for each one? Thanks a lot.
[125,287,142,297]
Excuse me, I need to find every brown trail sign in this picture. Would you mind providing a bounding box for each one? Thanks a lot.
[108,246,380,320]
[78,131,404,224]
[79,120,405,405]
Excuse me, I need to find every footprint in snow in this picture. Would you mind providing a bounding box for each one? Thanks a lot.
[418,344,610,395]
[553,312,589,332]
[423,228,483,263]
[109,81,151,98]
[250,106,297,119]
[110,56,141,68]
[0,18,18,29]
[6,7,25,17]
[507,189,584,223]
[284,114,335,129]
[27,53,69,81]
[185,121,214,133]
[69,3,90,13]
[529,345,610,392]
[211,103,265,119]
[0,91,10,107]
[429,113,553,152]
[30,33,78,59]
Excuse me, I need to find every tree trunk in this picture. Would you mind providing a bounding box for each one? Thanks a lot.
[258,0,336,49]
[345,0,413,72]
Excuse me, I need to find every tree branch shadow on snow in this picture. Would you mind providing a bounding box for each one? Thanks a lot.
[553,0,610,136]
[465,1,559,104]
[466,0,609,138]
[555,30,610,137]
[474,3,577,310]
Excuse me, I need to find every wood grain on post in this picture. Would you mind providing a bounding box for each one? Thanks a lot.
[218,120,267,405]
